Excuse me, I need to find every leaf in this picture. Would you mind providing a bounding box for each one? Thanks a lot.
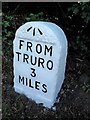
[73,8,79,14]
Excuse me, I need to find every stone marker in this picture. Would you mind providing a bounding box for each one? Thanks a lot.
[13,22,67,108]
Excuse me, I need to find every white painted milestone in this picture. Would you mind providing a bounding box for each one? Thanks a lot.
[13,21,68,108]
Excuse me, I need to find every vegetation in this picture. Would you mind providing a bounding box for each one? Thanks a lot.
[2,2,90,119]
[82,84,90,93]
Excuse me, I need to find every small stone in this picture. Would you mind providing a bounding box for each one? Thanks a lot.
[52,106,56,111]
[79,74,90,85]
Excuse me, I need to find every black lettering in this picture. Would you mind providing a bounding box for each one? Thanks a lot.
[19,75,24,85]
[42,84,47,93]
[27,27,32,32]
[19,40,24,49]
[35,81,40,90]
[23,54,29,63]
[47,60,53,70]
[27,42,32,52]
[26,78,28,86]
[33,28,35,36]
[31,56,37,65]
[36,44,42,54]
[38,28,43,35]
[30,68,36,77]
[44,45,53,56]
[16,52,21,61]
[29,79,34,88]
[38,57,44,68]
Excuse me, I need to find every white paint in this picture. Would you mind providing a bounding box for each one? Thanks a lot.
[13,21,68,108]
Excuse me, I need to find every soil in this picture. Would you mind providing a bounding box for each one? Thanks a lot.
[2,52,90,119]
[2,3,90,119]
